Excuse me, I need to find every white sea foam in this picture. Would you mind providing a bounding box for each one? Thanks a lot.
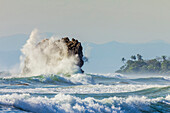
[53,84,167,94]
[90,73,126,79]
[0,93,169,113]
[0,73,93,85]
[163,76,170,81]
[37,73,93,85]
[0,84,166,94]
[63,73,94,85]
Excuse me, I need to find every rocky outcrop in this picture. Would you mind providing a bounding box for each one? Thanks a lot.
[36,37,84,73]
[61,37,84,69]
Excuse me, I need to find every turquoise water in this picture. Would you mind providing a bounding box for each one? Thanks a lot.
[0,73,169,113]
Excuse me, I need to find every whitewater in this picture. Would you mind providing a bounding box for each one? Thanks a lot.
[0,30,169,113]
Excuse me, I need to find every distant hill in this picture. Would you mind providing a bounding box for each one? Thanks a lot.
[82,41,170,73]
[0,34,170,73]
[116,54,170,74]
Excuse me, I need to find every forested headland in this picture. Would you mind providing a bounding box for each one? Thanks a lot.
[116,54,170,74]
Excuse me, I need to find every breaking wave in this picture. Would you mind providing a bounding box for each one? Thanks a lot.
[20,29,82,76]
[90,73,126,79]
[0,84,168,95]
[1,73,170,86]
[0,73,94,85]
[0,93,169,113]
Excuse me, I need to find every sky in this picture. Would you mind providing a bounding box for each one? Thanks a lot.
[0,0,170,44]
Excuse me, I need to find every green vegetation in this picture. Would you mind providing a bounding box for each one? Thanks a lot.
[116,54,170,74]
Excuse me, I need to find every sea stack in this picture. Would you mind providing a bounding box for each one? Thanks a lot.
[61,37,84,69]
[22,37,84,74]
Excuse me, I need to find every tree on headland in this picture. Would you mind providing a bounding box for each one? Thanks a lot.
[131,55,136,61]
[122,57,126,64]
[162,55,167,61]
[137,54,143,61]
[116,54,170,74]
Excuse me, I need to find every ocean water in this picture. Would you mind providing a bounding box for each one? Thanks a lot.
[0,73,169,113]
[0,30,169,112]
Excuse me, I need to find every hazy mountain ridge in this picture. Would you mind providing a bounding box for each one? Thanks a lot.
[0,34,170,73]
[83,41,170,73]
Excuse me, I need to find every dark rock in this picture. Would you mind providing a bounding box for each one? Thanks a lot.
[61,37,84,70]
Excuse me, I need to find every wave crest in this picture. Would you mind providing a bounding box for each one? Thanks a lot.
[0,93,169,113]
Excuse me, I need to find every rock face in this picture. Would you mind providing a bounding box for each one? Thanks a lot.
[61,37,84,69]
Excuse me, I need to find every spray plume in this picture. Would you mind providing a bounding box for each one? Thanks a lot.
[20,29,84,76]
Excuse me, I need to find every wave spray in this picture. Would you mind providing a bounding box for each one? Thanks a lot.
[20,29,83,76]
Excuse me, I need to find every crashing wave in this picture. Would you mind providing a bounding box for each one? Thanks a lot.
[20,29,85,76]
[0,93,169,113]
[0,84,167,94]
[90,73,126,79]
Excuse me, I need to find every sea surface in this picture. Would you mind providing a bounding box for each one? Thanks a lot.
[0,73,169,113]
